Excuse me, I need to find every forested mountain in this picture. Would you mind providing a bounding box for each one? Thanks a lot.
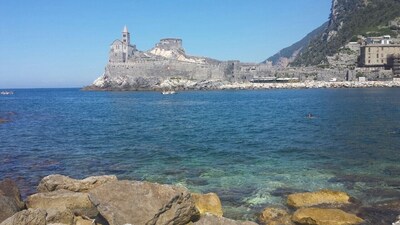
[267,0,400,66]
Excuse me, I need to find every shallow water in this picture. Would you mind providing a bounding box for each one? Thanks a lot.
[0,88,399,219]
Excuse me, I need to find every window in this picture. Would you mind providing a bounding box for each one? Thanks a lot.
[368,48,371,53]
[368,60,371,64]
[377,54,379,58]
[123,34,126,37]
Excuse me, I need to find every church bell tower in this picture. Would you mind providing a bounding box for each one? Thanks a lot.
[122,25,130,45]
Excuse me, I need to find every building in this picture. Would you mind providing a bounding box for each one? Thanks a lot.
[365,35,392,45]
[359,35,400,69]
[109,26,137,63]
[359,44,400,67]
[156,38,183,50]
[391,54,400,77]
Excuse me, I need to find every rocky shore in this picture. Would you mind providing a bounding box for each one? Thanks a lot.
[219,80,400,90]
[0,175,399,225]
[84,79,400,91]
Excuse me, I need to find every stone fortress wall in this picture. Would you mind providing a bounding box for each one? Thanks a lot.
[100,26,272,88]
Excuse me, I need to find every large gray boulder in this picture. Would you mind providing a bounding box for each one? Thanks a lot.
[89,180,199,225]
[193,214,258,225]
[0,209,46,225]
[37,174,117,193]
[0,179,25,223]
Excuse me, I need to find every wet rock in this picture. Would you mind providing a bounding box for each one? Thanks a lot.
[192,193,223,217]
[258,207,293,225]
[37,174,118,193]
[287,190,351,208]
[0,179,24,208]
[393,215,400,225]
[383,166,400,176]
[270,187,306,198]
[0,179,25,223]
[186,178,209,186]
[210,186,257,207]
[193,213,258,225]
[88,180,199,225]
[26,189,97,218]
[328,174,381,184]
[0,208,46,225]
[292,208,364,225]
[357,199,400,225]
[364,188,400,199]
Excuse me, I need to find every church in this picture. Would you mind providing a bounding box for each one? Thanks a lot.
[109,26,137,63]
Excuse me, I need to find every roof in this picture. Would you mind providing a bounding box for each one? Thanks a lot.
[362,44,400,47]
[123,25,128,33]
[110,39,123,45]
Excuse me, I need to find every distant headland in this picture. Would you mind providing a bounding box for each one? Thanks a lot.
[85,25,400,91]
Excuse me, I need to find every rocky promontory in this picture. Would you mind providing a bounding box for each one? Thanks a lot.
[2,174,400,225]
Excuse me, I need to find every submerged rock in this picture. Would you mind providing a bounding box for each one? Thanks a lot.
[258,207,293,225]
[292,208,364,225]
[357,199,400,225]
[37,174,117,193]
[393,215,400,225]
[0,179,25,223]
[192,193,223,217]
[287,190,351,208]
[0,209,46,225]
[193,213,258,225]
[88,180,199,225]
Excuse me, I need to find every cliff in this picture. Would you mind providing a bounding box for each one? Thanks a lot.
[268,0,400,66]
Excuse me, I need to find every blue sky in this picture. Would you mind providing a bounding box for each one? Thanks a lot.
[0,0,331,88]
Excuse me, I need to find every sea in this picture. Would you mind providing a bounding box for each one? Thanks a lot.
[1,88,400,220]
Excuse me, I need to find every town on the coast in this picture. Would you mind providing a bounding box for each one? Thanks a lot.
[86,23,400,91]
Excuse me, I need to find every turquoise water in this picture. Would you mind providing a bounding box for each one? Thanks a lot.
[0,88,400,219]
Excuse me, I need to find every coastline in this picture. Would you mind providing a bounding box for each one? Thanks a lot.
[1,175,399,225]
[220,80,400,90]
[83,80,400,91]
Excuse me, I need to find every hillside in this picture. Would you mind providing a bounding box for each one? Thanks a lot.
[268,0,400,67]
[265,22,328,66]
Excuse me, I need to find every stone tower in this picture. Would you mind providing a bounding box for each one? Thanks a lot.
[122,25,130,45]
[108,26,137,63]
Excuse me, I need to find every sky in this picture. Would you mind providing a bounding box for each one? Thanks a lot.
[0,0,331,88]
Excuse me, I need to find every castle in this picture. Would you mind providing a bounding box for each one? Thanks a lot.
[87,26,277,90]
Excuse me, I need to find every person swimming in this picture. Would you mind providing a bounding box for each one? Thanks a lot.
[307,113,314,118]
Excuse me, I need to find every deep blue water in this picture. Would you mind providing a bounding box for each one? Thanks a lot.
[1,88,400,219]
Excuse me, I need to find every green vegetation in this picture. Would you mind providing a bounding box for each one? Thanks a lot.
[291,0,400,66]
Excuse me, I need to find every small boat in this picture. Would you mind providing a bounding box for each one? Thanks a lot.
[0,91,14,95]
[161,91,177,95]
